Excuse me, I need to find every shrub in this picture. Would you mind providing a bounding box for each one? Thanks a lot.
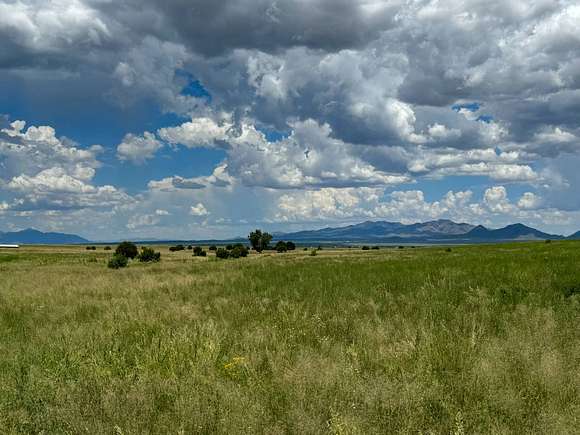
[562,284,580,298]
[362,246,370,251]
[310,249,318,256]
[216,248,230,259]
[303,247,309,251]
[398,246,405,250]
[275,241,288,253]
[446,247,453,252]
[86,246,97,251]
[286,241,296,251]
[116,241,138,259]
[104,246,112,251]
[226,244,234,250]
[193,246,207,257]
[169,244,185,252]
[372,246,380,250]
[108,254,128,269]
[209,245,217,251]
[230,245,249,258]
[545,239,552,244]
[187,245,193,250]
[138,247,161,263]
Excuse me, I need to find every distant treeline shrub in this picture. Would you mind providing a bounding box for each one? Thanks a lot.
[274,241,296,253]
[138,247,161,263]
[193,246,207,257]
[85,246,97,251]
[215,244,249,260]
[116,241,138,259]
[169,245,186,252]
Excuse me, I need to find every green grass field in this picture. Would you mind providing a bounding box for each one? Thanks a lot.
[1,243,579,434]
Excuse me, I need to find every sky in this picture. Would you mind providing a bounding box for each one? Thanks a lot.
[1,0,580,241]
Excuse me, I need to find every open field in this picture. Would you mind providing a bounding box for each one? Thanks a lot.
[1,243,579,434]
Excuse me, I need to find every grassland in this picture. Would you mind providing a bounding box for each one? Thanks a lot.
[1,242,579,434]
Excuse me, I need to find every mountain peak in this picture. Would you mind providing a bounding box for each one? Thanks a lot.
[0,229,90,245]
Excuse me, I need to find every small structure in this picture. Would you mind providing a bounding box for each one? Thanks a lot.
[0,244,20,249]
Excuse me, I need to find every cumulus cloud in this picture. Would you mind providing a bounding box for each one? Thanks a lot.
[190,203,209,217]
[117,131,163,164]
[0,120,131,212]
[157,116,231,148]
[2,0,580,237]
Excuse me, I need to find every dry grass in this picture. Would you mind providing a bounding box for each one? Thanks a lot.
[1,242,579,433]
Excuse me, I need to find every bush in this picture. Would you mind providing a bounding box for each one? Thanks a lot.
[275,241,288,253]
[286,241,296,251]
[138,247,161,263]
[372,246,380,250]
[303,247,309,251]
[108,254,128,269]
[193,246,207,257]
[545,239,552,244]
[398,246,405,250]
[187,245,193,250]
[216,248,230,259]
[446,247,453,252]
[310,249,318,256]
[116,241,138,259]
[209,245,217,251]
[230,245,249,258]
[104,246,111,251]
[86,246,97,251]
[169,244,185,252]
[362,246,370,251]
[226,244,234,250]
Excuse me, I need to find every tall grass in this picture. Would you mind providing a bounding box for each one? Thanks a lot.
[0,242,579,433]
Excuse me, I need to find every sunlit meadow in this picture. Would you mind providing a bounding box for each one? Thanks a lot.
[1,242,579,433]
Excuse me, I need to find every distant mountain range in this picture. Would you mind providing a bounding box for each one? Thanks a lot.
[278,219,578,244]
[1,221,579,245]
[0,229,89,245]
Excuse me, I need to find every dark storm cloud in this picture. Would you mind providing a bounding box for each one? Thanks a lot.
[92,0,400,56]
[2,0,580,193]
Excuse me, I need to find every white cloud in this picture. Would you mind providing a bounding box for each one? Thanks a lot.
[157,116,231,148]
[0,120,130,212]
[117,132,163,164]
[190,203,209,217]
[517,192,542,210]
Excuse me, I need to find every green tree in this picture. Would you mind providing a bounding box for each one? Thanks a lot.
[248,230,273,253]
[275,241,288,253]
